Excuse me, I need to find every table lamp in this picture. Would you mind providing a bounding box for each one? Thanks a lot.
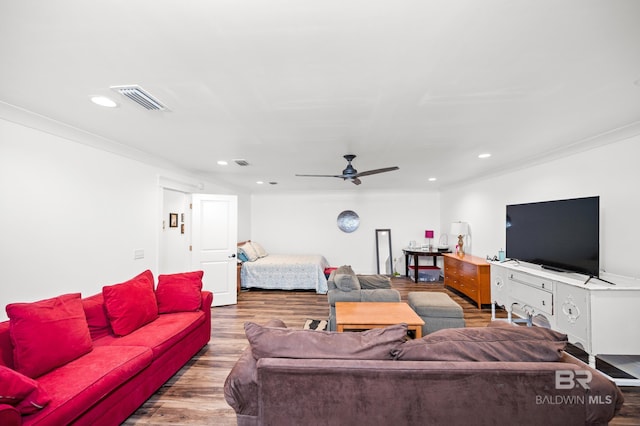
[424,230,434,250]
[450,222,469,255]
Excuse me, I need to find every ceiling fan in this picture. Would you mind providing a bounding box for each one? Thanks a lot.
[296,154,399,185]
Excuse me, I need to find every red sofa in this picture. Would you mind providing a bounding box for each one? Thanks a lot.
[0,270,212,426]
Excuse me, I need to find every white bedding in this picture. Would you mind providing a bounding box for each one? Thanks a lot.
[240,254,329,294]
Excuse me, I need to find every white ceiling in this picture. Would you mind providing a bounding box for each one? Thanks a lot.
[2,0,640,193]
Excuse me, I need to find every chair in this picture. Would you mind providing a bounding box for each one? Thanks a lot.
[326,265,400,331]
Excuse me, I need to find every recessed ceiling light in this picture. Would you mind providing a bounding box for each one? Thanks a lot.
[217,160,228,166]
[90,96,117,108]
[428,177,437,182]
[256,181,264,185]
[478,153,492,159]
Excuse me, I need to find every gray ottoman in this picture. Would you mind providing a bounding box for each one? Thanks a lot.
[408,292,465,335]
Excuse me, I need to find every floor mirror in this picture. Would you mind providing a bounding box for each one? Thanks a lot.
[375,229,393,275]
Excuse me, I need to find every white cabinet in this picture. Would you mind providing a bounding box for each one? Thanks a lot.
[491,262,640,367]
[555,284,590,351]
[490,269,509,308]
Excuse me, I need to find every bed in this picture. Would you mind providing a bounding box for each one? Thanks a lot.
[238,241,329,294]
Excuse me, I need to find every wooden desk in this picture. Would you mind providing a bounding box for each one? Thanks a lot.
[335,302,424,339]
[402,248,451,283]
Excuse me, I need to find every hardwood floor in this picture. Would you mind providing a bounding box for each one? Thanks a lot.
[124,277,639,425]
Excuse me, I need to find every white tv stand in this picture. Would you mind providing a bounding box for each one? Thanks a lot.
[490,261,640,386]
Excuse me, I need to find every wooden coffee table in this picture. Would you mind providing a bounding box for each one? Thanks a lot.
[335,302,425,338]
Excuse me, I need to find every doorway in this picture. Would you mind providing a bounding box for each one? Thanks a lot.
[159,185,238,306]
[159,188,190,274]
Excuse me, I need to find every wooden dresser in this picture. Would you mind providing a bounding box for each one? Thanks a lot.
[443,253,491,308]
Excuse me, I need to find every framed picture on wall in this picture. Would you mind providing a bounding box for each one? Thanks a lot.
[169,213,178,228]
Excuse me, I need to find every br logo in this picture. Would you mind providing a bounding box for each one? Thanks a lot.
[556,370,592,389]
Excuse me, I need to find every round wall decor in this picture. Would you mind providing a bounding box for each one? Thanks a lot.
[337,210,360,233]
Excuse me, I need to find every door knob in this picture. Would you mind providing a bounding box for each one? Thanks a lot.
[229,253,236,258]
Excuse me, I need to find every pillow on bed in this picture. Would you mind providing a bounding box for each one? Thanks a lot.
[250,241,268,258]
[238,242,259,262]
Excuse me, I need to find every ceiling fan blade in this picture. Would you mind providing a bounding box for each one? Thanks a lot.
[296,155,398,184]
[354,166,399,177]
[295,174,343,178]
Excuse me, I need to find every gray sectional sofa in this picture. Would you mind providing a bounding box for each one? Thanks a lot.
[224,320,624,426]
[326,265,400,331]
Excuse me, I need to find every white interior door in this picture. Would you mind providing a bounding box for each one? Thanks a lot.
[191,194,238,306]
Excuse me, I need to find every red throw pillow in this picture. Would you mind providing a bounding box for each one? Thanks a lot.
[81,293,112,340]
[103,270,158,336]
[6,293,93,378]
[156,270,204,313]
[0,366,51,414]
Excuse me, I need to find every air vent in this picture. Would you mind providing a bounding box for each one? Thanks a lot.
[234,159,250,166]
[110,85,168,111]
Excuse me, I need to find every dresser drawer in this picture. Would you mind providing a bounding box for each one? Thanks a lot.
[458,276,477,291]
[444,266,459,277]
[444,258,457,271]
[510,281,553,316]
[457,281,478,301]
[460,262,477,276]
[509,271,553,291]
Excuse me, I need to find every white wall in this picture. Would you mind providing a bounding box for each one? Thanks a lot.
[237,194,252,243]
[250,190,441,274]
[440,134,640,279]
[4,112,638,321]
[0,118,249,320]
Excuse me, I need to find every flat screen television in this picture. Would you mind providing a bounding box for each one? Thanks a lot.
[505,196,599,277]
